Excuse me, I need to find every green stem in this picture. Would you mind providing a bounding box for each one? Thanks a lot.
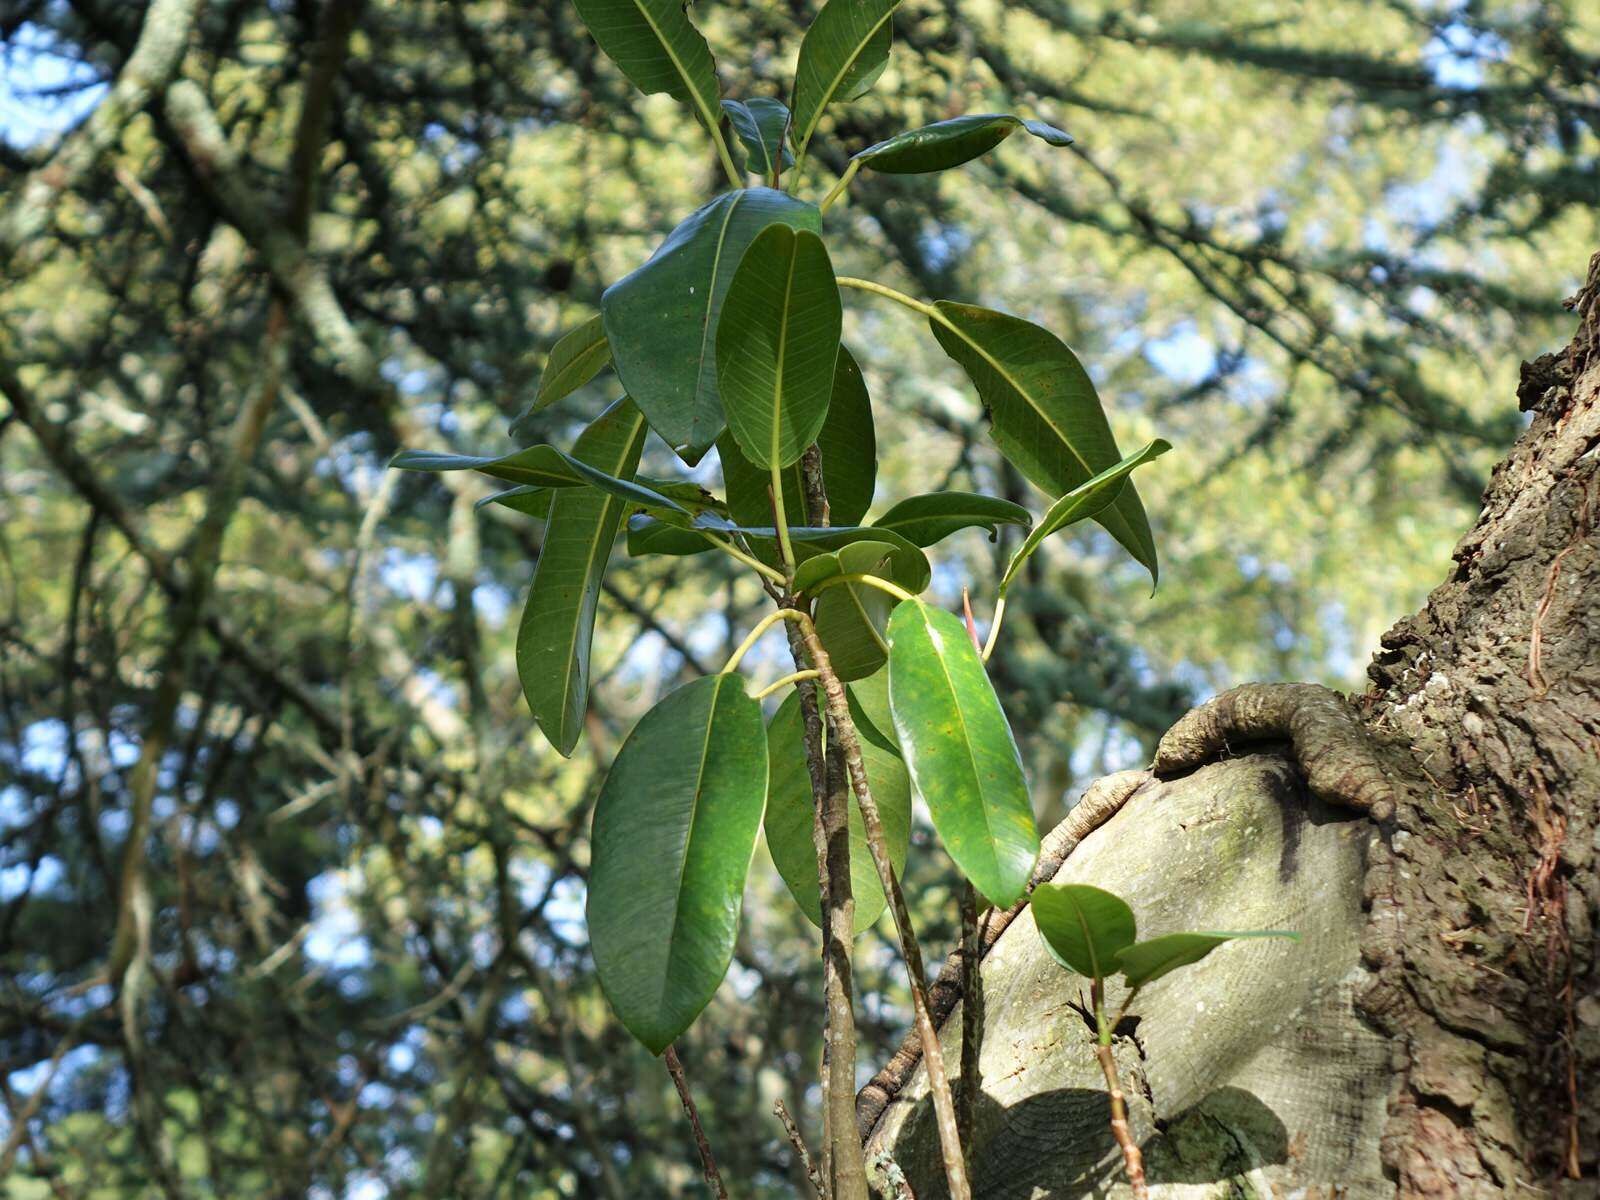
[836,275,939,318]
[709,122,743,191]
[770,466,797,579]
[702,531,788,585]
[1109,985,1142,1033]
[808,572,915,604]
[722,608,810,675]
[981,595,1007,662]
[819,159,860,214]
[1091,978,1147,1197]
[753,669,820,700]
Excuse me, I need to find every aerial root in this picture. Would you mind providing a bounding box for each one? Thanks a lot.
[1154,682,1396,820]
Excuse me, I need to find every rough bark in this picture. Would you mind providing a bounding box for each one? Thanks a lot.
[1355,254,1600,1194]
[866,253,1600,1196]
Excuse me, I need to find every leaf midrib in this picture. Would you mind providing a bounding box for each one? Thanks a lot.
[629,0,721,135]
[915,604,1003,884]
[1069,898,1101,979]
[548,409,645,748]
[537,319,609,410]
[795,8,896,156]
[768,235,802,467]
[840,580,889,657]
[748,107,776,177]
[935,305,1099,487]
[657,675,727,1019]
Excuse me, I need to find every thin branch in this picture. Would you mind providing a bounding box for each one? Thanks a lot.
[0,0,204,262]
[663,1045,731,1200]
[773,1099,826,1200]
[108,302,289,987]
[1093,978,1147,1199]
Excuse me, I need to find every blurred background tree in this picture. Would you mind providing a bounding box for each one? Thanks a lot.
[0,0,1594,1195]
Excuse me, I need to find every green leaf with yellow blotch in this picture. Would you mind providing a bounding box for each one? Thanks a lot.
[887,598,1038,905]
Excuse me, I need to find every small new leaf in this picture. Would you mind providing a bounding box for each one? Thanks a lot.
[871,491,1032,548]
[854,113,1072,174]
[808,539,926,681]
[510,316,611,439]
[1000,439,1171,594]
[1115,930,1300,989]
[723,97,794,179]
[792,539,901,595]
[1030,883,1137,981]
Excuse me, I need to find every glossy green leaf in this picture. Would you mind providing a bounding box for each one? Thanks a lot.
[1000,439,1171,594]
[792,539,901,594]
[514,399,647,755]
[626,513,719,558]
[717,226,841,469]
[1030,883,1137,980]
[762,687,909,933]
[845,666,899,753]
[811,348,878,525]
[887,598,1038,905]
[391,443,687,515]
[928,300,1159,583]
[509,316,612,440]
[1115,930,1300,989]
[854,113,1072,174]
[626,514,928,576]
[871,491,1032,548]
[723,98,794,179]
[478,486,552,520]
[814,581,894,682]
[791,0,901,161]
[719,345,876,528]
[602,189,821,465]
[810,539,927,682]
[480,474,724,522]
[588,674,768,1054]
[794,527,929,592]
[572,0,723,133]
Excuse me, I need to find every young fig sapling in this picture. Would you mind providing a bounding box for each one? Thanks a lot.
[1030,883,1299,1197]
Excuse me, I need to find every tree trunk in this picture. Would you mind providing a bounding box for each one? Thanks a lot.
[1354,252,1599,1194]
[864,253,1600,1197]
